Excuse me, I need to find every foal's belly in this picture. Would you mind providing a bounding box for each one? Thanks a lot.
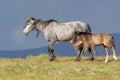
[92,35,103,45]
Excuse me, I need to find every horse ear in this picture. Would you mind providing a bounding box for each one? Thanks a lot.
[27,17,31,20]
[27,17,35,20]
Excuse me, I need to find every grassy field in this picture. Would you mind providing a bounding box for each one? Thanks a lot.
[0,54,120,80]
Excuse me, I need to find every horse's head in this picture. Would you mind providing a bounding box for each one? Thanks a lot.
[23,17,36,36]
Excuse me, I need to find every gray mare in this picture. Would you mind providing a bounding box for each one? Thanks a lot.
[23,17,91,61]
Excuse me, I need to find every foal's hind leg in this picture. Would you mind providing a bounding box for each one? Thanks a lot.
[104,47,109,63]
[75,47,83,61]
[76,46,89,61]
[88,48,94,61]
[110,36,118,60]
[48,40,56,61]
[91,47,98,61]
[112,46,118,60]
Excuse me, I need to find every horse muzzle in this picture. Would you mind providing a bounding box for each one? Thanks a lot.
[22,32,28,36]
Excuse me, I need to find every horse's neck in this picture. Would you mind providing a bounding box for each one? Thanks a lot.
[36,22,58,34]
[35,25,44,33]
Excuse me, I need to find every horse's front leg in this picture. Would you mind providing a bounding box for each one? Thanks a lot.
[48,41,56,61]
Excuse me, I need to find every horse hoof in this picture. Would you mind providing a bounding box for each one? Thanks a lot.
[49,57,56,61]
[49,58,54,61]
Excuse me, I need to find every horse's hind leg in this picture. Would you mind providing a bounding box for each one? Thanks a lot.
[48,40,56,61]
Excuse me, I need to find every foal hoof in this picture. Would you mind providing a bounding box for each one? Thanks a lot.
[114,56,118,60]
[86,57,94,61]
[75,58,81,62]
[89,57,94,61]
[105,60,108,63]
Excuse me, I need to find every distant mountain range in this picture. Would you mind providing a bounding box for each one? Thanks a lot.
[0,43,75,58]
[0,33,120,58]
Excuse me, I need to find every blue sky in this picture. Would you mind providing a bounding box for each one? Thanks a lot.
[0,0,120,50]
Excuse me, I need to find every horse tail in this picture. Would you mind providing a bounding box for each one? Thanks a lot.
[87,24,91,33]
[75,23,92,35]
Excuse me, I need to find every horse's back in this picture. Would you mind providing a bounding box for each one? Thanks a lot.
[64,21,91,33]
[44,20,91,41]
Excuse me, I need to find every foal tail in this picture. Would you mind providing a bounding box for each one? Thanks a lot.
[110,34,118,60]
[110,34,115,48]
[73,41,83,49]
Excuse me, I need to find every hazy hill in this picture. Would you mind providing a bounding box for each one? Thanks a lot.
[0,33,120,58]
[0,43,75,58]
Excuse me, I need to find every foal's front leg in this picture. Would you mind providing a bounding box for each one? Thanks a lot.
[91,47,98,61]
[88,48,94,61]
[75,47,83,61]
[48,41,56,61]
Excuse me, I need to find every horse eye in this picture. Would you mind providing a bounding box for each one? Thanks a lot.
[27,23,31,25]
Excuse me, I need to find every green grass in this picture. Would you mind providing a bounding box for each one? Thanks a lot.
[0,54,120,80]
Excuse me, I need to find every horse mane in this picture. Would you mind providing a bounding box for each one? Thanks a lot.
[35,19,58,28]
[35,19,58,37]
[27,17,58,27]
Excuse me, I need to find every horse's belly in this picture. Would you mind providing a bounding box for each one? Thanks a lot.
[55,28,74,41]
[57,33,74,41]
[45,25,75,41]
